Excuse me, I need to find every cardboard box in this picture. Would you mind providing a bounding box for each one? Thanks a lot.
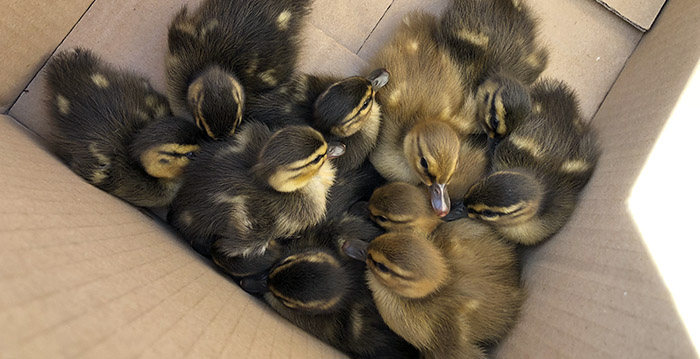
[1,0,698,358]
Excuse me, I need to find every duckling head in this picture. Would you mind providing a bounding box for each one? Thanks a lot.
[368,182,441,234]
[313,68,390,138]
[248,250,351,314]
[403,121,460,217]
[365,232,448,299]
[131,116,204,179]
[464,168,543,225]
[253,126,344,192]
[187,65,245,139]
[476,73,532,152]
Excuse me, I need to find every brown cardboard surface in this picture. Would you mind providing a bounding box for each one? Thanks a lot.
[358,0,643,121]
[495,0,700,356]
[298,23,369,77]
[596,0,666,31]
[309,0,392,53]
[0,0,94,112]
[0,115,345,359]
[9,0,203,139]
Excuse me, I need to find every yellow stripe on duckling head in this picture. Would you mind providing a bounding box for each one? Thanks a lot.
[139,143,200,179]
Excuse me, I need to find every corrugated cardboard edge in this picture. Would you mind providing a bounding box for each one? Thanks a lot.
[595,0,664,31]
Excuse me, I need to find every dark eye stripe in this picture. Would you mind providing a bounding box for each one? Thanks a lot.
[488,90,499,128]
[368,254,414,281]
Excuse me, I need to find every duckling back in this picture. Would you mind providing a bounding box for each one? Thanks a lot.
[45,48,199,207]
[369,11,471,137]
[437,0,548,91]
[166,0,311,137]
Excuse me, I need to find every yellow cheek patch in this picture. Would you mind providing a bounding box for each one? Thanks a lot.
[457,29,489,48]
[90,73,110,88]
[276,10,292,30]
[267,145,328,192]
[139,144,200,179]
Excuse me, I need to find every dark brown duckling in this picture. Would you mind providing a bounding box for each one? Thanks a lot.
[166,0,311,139]
[436,0,549,149]
[446,79,600,246]
[45,48,205,207]
[168,122,343,277]
[247,68,390,172]
[241,213,419,359]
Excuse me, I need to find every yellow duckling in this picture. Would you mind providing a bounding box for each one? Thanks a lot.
[344,191,523,358]
[369,11,488,217]
[447,79,600,246]
[45,48,205,208]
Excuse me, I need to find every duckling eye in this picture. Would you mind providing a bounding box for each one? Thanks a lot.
[310,154,324,165]
[185,151,196,159]
[420,157,428,169]
[374,261,390,274]
[375,215,388,223]
[489,116,500,131]
[480,209,497,218]
[98,162,109,169]
[360,97,371,111]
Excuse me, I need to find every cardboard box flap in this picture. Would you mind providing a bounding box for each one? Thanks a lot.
[596,0,666,31]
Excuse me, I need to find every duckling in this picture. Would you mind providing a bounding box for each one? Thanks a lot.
[166,0,311,139]
[436,0,549,149]
[45,48,205,208]
[344,212,522,358]
[247,68,390,172]
[168,121,343,277]
[446,79,600,245]
[368,11,489,217]
[240,214,419,359]
[367,182,441,235]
